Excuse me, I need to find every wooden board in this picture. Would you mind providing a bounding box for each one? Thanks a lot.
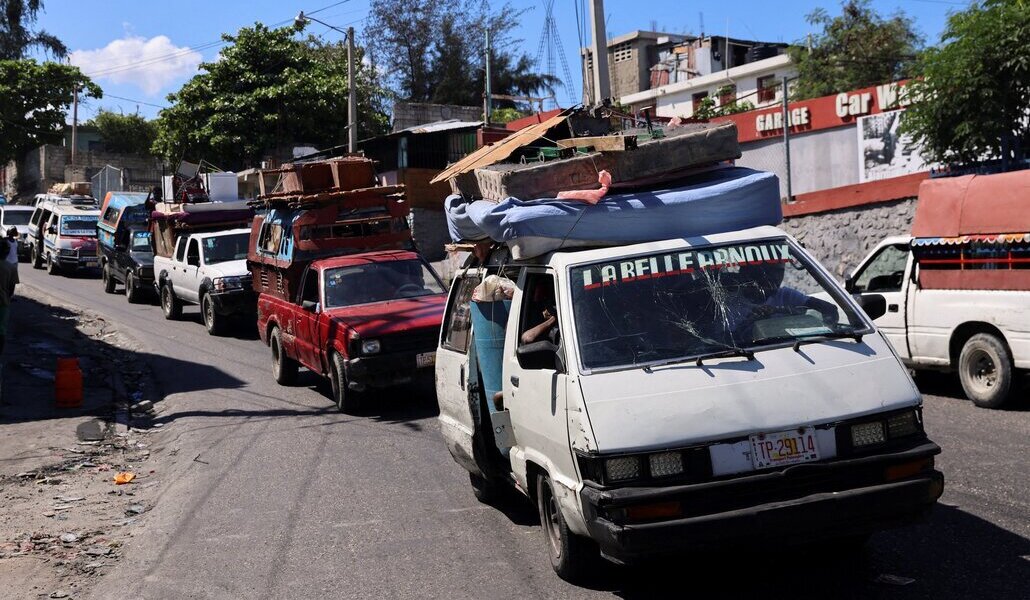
[555,135,637,152]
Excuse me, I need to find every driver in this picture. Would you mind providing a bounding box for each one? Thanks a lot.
[722,260,838,335]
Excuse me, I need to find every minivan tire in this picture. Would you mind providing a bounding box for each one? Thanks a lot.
[160,283,182,320]
[45,253,59,275]
[30,245,42,269]
[102,264,116,293]
[536,473,598,583]
[270,327,298,385]
[959,333,1014,408]
[330,352,362,414]
[202,293,225,336]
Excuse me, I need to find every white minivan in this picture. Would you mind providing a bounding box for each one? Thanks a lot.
[436,226,944,581]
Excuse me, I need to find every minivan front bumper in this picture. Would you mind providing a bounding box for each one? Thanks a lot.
[579,442,943,563]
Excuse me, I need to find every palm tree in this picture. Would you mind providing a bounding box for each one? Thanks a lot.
[1,0,67,60]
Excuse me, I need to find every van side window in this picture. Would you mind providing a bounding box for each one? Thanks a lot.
[517,272,560,370]
[30,208,41,226]
[853,245,908,293]
[441,276,479,353]
[103,206,120,224]
[175,238,187,262]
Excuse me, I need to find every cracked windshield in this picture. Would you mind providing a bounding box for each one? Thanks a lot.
[570,239,866,369]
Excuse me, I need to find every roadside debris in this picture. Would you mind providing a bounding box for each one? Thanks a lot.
[113,472,135,485]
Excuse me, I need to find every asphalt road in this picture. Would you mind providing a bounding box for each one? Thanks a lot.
[19,265,1030,600]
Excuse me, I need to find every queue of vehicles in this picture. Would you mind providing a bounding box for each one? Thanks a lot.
[8,140,1023,584]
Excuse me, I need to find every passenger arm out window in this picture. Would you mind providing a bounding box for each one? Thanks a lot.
[516,272,561,371]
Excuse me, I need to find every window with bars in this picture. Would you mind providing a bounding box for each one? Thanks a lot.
[757,75,779,103]
[612,42,632,63]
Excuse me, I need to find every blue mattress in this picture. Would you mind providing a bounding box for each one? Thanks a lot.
[445,166,783,259]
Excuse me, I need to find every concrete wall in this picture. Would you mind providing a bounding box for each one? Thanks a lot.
[6,145,165,199]
[781,197,917,279]
[737,126,859,199]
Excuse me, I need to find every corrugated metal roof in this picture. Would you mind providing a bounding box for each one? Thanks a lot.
[399,119,484,135]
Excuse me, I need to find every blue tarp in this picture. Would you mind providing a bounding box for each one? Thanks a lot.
[445,166,782,259]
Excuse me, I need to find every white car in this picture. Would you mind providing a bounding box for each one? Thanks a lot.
[436,226,943,581]
[0,205,36,260]
[153,228,255,335]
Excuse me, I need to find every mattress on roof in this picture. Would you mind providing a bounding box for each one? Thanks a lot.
[445,166,783,259]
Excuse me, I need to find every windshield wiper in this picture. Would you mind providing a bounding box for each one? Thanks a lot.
[642,346,755,372]
[790,331,864,352]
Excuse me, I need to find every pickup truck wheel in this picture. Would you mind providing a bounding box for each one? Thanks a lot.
[536,473,598,583]
[330,352,362,414]
[102,264,116,293]
[30,245,42,269]
[959,333,1014,408]
[202,294,225,336]
[160,283,182,320]
[125,273,142,304]
[270,327,298,385]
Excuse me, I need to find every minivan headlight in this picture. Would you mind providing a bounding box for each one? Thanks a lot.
[604,456,641,482]
[886,410,919,438]
[648,452,684,477]
[851,421,886,447]
[361,339,381,355]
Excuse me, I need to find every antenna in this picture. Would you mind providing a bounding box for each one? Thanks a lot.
[534,0,577,108]
[699,11,705,37]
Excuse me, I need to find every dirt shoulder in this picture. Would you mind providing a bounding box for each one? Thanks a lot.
[0,283,163,600]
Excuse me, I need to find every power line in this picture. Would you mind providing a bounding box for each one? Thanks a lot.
[101,94,168,109]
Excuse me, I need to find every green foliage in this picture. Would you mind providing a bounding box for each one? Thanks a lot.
[152,23,390,169]
[691,96,756,120]
[490,107,524,124]
[789,0,922,100]
[0,59,100,164]
[902,0,1030,166]
[0,0,66,59]
[88,110,157,156]
[366,0,557,108]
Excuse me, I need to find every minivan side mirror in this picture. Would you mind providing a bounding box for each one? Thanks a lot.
[47,225,57,234]
[516,340,566,374]
[857,293,887,321]
[844,276,855,293]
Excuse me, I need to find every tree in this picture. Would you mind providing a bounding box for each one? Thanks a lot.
[902,0,1030,167]
[152,23,390,169]
[366,0,557,110]
[0,0,66,59]
[0,59,100,164]
[88,110,158,156]
[789,0,922,100]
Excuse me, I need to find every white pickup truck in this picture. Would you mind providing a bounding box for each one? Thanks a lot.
[846,171,1030,408]
[154,228,255,335]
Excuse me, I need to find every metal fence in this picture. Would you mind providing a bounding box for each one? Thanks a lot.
[90,165,123,202]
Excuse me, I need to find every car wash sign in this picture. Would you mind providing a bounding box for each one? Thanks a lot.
[714,80,914,143]
[580,242,792,289]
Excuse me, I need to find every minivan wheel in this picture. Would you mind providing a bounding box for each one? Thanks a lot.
[959,333,1014,408]
[45,253,59,275]
[536,473,598,583]
[202,294,225,336]
[30,245,42,269]
[160,283,182,320]
[270,327,298,385]
[330,352,362,414]
[102,264,116,293]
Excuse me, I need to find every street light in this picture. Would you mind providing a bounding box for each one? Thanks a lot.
[295,11,358,153]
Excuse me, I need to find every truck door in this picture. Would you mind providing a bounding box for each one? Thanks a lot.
[293,266,323,372]
[436,270,493,477]
[180,238,202,302]
[503,269,575,490]
[849,242,912,359]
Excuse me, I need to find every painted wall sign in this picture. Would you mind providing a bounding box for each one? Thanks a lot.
[714,80,913,143]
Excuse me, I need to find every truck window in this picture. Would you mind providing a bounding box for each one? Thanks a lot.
[853,244,908,293]
[202,232,249,264]
[103,206,120,224]
[175,238,188,262]
[300,268,319,304]
[442,276,479,353]
[187,239,201,266]
[259,222,283,254]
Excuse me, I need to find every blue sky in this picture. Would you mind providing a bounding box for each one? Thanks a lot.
[35,0,966,122]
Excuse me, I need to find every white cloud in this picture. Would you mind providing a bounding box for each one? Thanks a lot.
[70,35,202,96]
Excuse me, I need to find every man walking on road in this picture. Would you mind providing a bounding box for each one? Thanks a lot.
[5,227,19,296]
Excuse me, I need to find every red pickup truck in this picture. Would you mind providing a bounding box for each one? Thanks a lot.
[257,249,447,413]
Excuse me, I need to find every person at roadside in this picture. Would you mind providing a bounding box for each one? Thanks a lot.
[4,227,18,297]
[0,241,17,354]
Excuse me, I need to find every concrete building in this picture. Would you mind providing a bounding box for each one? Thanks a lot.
[582,30,690,104]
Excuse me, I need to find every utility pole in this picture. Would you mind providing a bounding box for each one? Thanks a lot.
[347,26,357,153]
[588,0,611,105]
[484,27,492,125]
[71,85,78,173]
[781,76,793,202]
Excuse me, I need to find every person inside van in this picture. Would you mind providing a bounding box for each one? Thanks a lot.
[721,260,839,339]
[520,278,559,345]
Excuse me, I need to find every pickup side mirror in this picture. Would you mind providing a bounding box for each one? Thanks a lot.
[301,300,320,313]
[857,293,887,321]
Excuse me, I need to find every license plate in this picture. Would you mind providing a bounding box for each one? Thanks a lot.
[83,258,98,265]
[416,351,436,368]
[749,427,820,469]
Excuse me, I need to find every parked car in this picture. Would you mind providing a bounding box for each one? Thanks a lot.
[97,192,154,302]
[28,198,100,274]
[847,170,1030,408]
[154,228,255,335]
[0,204,36,260]
[257,250,447,413]
[436,229,944,581]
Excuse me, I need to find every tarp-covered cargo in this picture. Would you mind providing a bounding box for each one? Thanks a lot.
[149,200,254,257]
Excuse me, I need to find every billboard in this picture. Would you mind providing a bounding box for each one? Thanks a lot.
[858,109,933,183]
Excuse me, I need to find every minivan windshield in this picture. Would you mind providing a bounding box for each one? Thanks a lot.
[323,260,445,308]
[202,232,249,264]
[569,238,868,371]
[59,215,98,236]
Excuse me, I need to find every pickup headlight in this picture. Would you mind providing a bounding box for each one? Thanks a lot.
[213,276,243,292]
[361,339,381,355]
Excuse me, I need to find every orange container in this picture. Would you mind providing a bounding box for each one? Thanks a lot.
[55,357,83,408]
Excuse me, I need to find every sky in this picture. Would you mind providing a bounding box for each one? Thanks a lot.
[32,0,969,122]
